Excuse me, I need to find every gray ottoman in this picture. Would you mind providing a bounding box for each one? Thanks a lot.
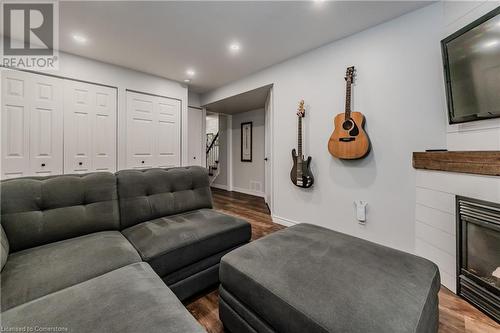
[219,223,440,333]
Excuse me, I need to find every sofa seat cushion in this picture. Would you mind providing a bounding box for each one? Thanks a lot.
[1,262,206,333]
[220,223,441,333]
[1,231,141,311]
[122,208,251,277]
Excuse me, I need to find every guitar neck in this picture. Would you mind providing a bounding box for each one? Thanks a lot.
[345,80,352,120]
[297,116,303,159]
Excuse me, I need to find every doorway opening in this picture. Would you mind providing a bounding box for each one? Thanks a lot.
[202,84,274,213]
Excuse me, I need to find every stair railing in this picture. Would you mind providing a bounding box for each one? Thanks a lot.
[206,132,219,176]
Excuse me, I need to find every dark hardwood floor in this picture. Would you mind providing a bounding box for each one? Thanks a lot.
[185,188,500,333]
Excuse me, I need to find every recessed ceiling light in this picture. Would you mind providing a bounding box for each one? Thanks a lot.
[184,79,191,83]
[229,42,241,53]
[72,34,87,44]
[186,69,196,77]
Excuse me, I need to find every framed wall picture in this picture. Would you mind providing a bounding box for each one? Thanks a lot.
[241,122,253,162]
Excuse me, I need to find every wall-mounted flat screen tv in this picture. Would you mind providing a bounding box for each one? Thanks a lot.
[442,6,500,124]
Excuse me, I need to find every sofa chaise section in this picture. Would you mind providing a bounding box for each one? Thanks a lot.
[117,167,251,300]
[1,231,141,311]
[2,262,206,333]
[0,173,141,311]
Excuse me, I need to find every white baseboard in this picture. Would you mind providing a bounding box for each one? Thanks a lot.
[211,183,228,191]
[272,215,299,227]
[232,186,265,198]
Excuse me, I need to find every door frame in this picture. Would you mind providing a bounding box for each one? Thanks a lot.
[264,86,274,214]
[187,105,205,167]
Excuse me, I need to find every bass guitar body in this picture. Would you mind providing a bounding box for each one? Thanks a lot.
[328,111,370,160]
[291,149,314,188]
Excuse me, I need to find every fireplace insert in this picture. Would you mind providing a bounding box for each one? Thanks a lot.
[456,196,500,322]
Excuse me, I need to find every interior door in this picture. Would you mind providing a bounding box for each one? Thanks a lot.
[92,87,117,172]
[1,70,63,179]
[264,87,273,212]
[156,97,180,168]
[64,81,94,173]
[188,107,203,166]
[29,74,63,176]
[1,70,31,178]
[64,81,117,173]
[126,91,156,169]
[126,91,181,169]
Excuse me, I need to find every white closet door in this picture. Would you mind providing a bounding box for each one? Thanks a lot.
[1,70,31,178]
[126,91,180,169]
[156,97,180,168]
[1,70,63,179]
[30,75,63,176]
[92,87,116,172]
[64,81,117,173]
[126,91,156,169]
[64,81,93,173]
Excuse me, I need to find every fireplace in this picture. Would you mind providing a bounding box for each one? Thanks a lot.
[456,196,500,322]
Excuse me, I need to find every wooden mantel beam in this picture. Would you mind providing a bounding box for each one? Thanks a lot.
[412,151,500,177]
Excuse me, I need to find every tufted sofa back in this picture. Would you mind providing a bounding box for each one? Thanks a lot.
[0,173,119,252]
[116,167,213,229]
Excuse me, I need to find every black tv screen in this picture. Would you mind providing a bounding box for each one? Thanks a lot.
[442,6,500,124]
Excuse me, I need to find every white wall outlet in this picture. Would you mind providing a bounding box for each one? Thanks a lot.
[354,200,368,223]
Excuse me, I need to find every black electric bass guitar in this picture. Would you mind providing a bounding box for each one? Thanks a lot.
[291,100,314,188]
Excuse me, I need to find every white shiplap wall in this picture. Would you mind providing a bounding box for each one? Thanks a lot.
[415,170,500,292]
[414,0,500,293]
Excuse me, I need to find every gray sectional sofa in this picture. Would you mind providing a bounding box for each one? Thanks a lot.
[0,166,251,332]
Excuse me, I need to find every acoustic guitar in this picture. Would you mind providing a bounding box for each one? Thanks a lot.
[328,66,370,159]
[291,100,314,188]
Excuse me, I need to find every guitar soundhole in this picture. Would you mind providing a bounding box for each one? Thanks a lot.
[342,120,353,130]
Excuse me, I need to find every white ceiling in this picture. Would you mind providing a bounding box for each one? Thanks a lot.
[204,84,272,114]
[59,1,429,93]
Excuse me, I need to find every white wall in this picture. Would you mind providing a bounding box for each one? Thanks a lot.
[188,91,202,108]
[187,107,204,166]
[212,115,229,188]
[232,108,265,197]
[206,113,219,135]
[44,51,188,168]
[202,4,448,253]
[443,1,500,150]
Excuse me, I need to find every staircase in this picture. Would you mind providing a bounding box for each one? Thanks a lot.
[206,132,220,185]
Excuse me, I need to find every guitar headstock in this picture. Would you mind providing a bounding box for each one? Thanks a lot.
[297,100,305,118]
[345,66,355,83]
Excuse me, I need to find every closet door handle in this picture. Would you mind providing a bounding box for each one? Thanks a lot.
[78,162,83,166]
